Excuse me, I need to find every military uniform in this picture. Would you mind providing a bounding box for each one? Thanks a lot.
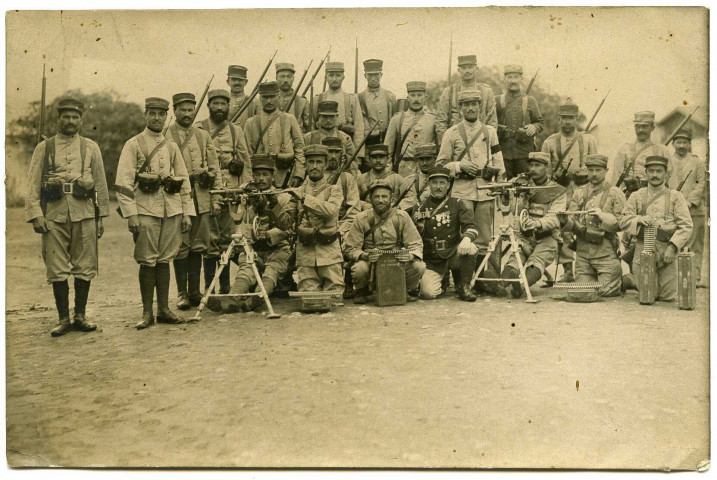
[304,101,358,177]
[294,145,345,294]
[415,167,480,300]
[436,55,498,143]
[116,97,195,328]
[437,90,505,255]
[397,144,436,213]
[25,98,110,336]
[322,136,361,238]
[358,59,397,148]
[619,156,693,302]
[244,81,306,188]
[226,65,259,127]
[344,180,426,297]
[357,144,406,210]
[275,62,311,134]
[384,81,438,178]
[563,155,626,298]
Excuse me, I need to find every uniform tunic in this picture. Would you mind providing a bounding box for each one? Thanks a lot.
[619,184,693,301]
[435,81,498,142]
[565,181,626,297]
[611,141,679,189]
[674,152,707,279]
[541,131,598,177]
[384,108,437,178]
[303,128,358,177]
[312,89,365,156]
[357,169,406,207]
[358,87,397,141]
[398,170,430,213]
[26,133,110,283]
[327,170,361,238]
[278,90,311,133]
[229,92,259,128]
[495,92,544,162]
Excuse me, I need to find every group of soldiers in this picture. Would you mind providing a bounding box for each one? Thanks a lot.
[25,53,706,336]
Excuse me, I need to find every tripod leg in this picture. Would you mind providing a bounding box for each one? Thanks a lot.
[509,231,538,303]
[191,241,235,322]
[469,240,496,288]
[243,240,281,319]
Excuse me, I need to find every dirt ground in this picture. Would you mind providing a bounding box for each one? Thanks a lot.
[5,205,710,469]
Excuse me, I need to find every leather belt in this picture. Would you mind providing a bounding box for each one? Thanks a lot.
[457,169,485,180]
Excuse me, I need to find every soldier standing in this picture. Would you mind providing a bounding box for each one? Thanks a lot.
[207,155,296,313]
[312,62,365,170]
[115,97,194,329]
[384,81,437,178]
[167,92,223,310]
[435,54,497,143]
[398,144,438,214]
[671,129,707,286]
[357,59,397,148]
[415,166,480,302]
[276,62,311,133]
[226,65,259,127]
[244,81,305,188]
[286,145,345,295]
[357,144,406,206]
[304,101,357,177]
[496,64,544,179]
[344,179,426,304]
[25,98,110,336]
[499,152,567,298]
[321,136,360,237]
[561,154,626,298]
[618,156,692,302]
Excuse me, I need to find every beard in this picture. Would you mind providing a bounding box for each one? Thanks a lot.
[210,109,228,123]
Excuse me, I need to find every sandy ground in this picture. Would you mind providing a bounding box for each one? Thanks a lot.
[5,205,710,469]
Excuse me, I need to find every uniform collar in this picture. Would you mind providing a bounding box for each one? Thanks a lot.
[370,168,390,178]
[647,183,667,195]
[280,89,294,97]
[174,122,193,133]
[56,132,79,141]
[230,91,246,99]
[462,118,483,129]
[261,109,280,120]
[328,87,344,94]
[306,175,327,187]
[143,127,163,138]
[506,90,522,98]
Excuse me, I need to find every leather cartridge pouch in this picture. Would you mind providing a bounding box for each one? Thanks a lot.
[656,224,677,243]
[584,224,605,244]
[297,226,317,246]
[275,152,294,170]
[197,170,216,189]
[162,176,184,194]
[228,157,244,177]
[137,173,162,193]
[41,176,64,202]
[315,229,339,245]
[481,166,501,182]
[71,179,95,199]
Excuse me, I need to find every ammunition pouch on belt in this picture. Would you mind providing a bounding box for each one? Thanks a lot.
[297,226,317,246]
[481,166,501,182]
[624,176,640,192]
[657,225,677,243]
[137,173,162,193]
[196,170,216,190]
[583,225,606,245]
[162,176,184,194]
[572,172,590,187]
[275,152,294,170]
[514,128,532,144]
[227,157,244,177]
[338,124,355,135]
[555,170,572,188]
[530,229,553,241]
[41,176,64,202]
[71,180,95,200]
[315,230,339,245]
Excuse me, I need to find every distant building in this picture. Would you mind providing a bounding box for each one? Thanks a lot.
[656,105,707,160]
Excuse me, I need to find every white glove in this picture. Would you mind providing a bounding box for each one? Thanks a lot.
[457,236,477,256]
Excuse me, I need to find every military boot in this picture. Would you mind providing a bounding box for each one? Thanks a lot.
[513,266,542,299]
[343,267,355,299]
[73,313,97,332]
[240,277,275,312]
[218,263,231,294]
[187,252,204,306]
[558,262,575,283]
[51,280,71,337]
[51,317,73,337]
[500,266,521,298]
[203,257,217,292]
[136,265,156,329]
[353,287,370,304]
[173,257,190,310]
[156,263,184,324]
[457,284,478,302]
[73,278,96,331]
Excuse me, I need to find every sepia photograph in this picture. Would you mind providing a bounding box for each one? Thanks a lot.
[4,4,710,471]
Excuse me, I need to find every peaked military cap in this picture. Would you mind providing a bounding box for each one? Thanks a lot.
[145,97,170,111]
[275,62,295,73]
[457,55,477,66]
[644,155,668,169]
[367,179,393,195]
[57,97,85,114]
[317,101,339,115]
[363,59,383,73]
[321,136,343,151]
[584,154,608,168]
[325,62,345,72]
[633,111,655,124]
[227,65,248,79]
[558,100,579,116]
[208,89,231,102]
[367,144,389,156]
[251,154,275,170]
[406,81,427,92]
[304,144,329,157]
[415,144,437,158]
[258,81,280,96]
[172,92,196,106]
[458,89,482,103]
[528,152,551,165]
[504,64,523,75]
[673,128,693,141]
[427,166,451,180]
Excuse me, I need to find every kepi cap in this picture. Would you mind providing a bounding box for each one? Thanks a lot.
[275,62,295,73]
[558,100,579,116]
[504,64,524,75]
[528,152,550,165]
[363,59,383,73]
[251,154,275,171]
[145,97,170,111]
[633,111,655,124]
[644,155,668,169]
[303,144,329,158]
[321,136,343,151]
[325,62,344,72]
[367,144,389,157]
[57,97,85,114]
[415,144,437,158]
[367,179,393,195]
[673,128,693,141]
[584,154,608,168]
[457,55,477,66]
[317,101,339,115]
[208,89,231,102]
[172,92,196,107]
[458,89,482,104]
[227,65,248,79]
[427,166,451,180]
[258,81,280,96]
[406,81,426,92]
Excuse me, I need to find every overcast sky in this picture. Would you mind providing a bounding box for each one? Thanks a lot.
[6,7,708,129]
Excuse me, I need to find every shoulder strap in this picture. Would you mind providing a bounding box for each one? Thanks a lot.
[577,134,584,166]
[629,142,654,174]
[522,96,529,126]
[480,125,492,164]
[344,93,353,122]
[194,129,206,166]
[137,136,167,174]
[43,136,56,175]
[640,189,668,215]
[499,93,506,110]
[663,190,671,219]
[397,111,423,157]
[358,91,369,119]
[455,124,485,164]
[228,123,237,153]
[254,114,280,152]
[79,137,87,175]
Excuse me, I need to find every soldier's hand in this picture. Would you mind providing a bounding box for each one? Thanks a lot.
[32,216,51,234]
[97,218,105,239]
[662,244,677,264]
[637,216,652,227]
[395,250,413,263]
[181,215,192,233]
[587,207,604,221]
[459,161,480,177]
[289,176,303,188]
[367,250,382,263]
[266,193,279,207]
[285,187,305,201]
[457,237,475,256]
[127,215,140,235]
[522,218,537,231]
[524,124,537,137]
[211,201,223,215]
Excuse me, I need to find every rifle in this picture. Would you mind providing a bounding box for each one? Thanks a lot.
[285,60,312,114]
[664,106,699,145]
[251,50,278,99]
[38,64,46,144]
[331,120,380,186]
[584,89,610,132]
[525,68,539,95]
[322,50,330,92]
[354,38,359,94]
[677,170,693,191]
[230,50,278,123]
[301,48,331,97]
[162,115,173,136]
[94,190,100,274]
[191,75,214,125]
[446,34,454,129]
[476,175,556,195]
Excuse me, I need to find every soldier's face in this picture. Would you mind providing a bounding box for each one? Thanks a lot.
[277,71,294,91]
[646,165,666,186]
[504,73,522,92]
[327,72,344,90]
[460,100,480,122]
[252,169,274,190]
[528,161,548,182]
[261,94,278,113]
[587,166,607,185]
[369,153,388,172]
[407,91,425,111]
[326,151,341,170]
[559,115,577,134]
[634,123,654,142]
[306,155,327,181]
[58,110,83,136]
[209,98,229,122]
[318,114,337,130]
[145,108,167,133]
[174,102,195,128]
[365,72,382,89]
[370,188,392,215]
[429,177,450,198]
[458,64,477,82]
[673,138,691,156]
[227,77,247,94]
[418,156,436,173]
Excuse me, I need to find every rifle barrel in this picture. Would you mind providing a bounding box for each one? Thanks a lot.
[331,120,380,185]
[584,89,610,132]
[301,49,330,97]
[38,64,46,144]
[191,74,214,125]
[446,34,453,129]
[525,68,540,95]
[286,60,312,113]
[664,106,700,145]
[354,38,358,94]
[249,49,278,99]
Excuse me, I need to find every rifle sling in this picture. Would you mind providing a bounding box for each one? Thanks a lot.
[456,123,490,164]
[395,111,424,162]
[254,114,281,152]
[137,137,168,174]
